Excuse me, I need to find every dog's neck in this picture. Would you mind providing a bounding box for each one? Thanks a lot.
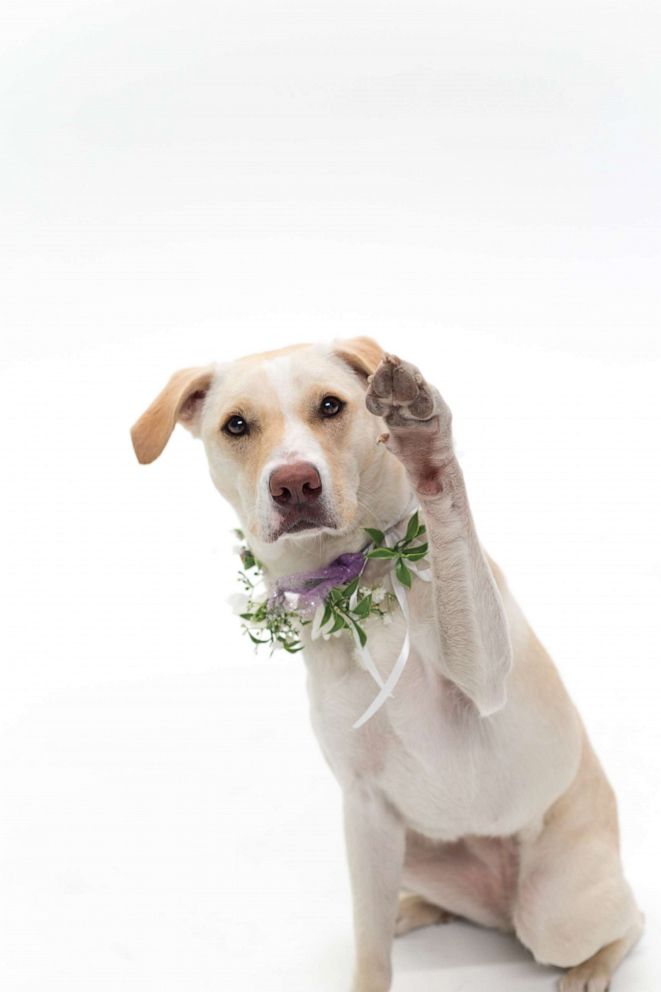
[245,456,414,581]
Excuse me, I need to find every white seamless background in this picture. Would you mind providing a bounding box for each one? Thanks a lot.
[1,2,659,990]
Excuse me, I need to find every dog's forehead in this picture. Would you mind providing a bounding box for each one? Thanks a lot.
[261,350,328,405]
[213,344,350,408]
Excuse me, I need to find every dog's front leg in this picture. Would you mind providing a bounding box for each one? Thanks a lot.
[366,354,513,716]
[343,786,405,992]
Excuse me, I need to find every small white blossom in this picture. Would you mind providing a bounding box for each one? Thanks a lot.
[250,578,269,603]
[227,592,250,615]
[371,585,387,605]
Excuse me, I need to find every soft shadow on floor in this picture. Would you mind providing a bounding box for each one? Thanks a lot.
[392,919,559,991]
[391,917,651,992]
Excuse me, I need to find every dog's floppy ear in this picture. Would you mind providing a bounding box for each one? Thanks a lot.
[333,336,384,380]
[130,365,216,464]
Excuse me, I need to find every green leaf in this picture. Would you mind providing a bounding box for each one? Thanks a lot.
[247,630,270,645]
[403,548,428,562]
[404,511,420,544]
[395,558,412,588]
[364,527,385,545]
[366,547,397,559]
[353,594,372,618]
[402,541,428,558]
[330,614,346,633]
[351,619,367,647]
[282,640,303,653]
[342,576,360,599]
[321,603,332,627]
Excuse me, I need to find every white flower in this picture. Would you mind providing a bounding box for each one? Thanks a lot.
[383,612,393,625]
[250,578,269,603]
[283,591,300,610]
[227,592,250,615]
[371,585,387,605]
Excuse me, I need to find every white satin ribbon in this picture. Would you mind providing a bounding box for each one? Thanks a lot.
[352,531,431,729]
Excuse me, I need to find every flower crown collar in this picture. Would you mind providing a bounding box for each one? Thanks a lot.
[230,510,431,728]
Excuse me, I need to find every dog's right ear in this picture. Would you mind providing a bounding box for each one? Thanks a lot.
[130,365,216,464]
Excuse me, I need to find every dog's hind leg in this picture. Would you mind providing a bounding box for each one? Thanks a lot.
[513,737,643,990]
[395,892,454,936]
[558,919,644,992]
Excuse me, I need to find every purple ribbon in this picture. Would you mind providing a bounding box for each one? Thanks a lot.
[269,551,366,617]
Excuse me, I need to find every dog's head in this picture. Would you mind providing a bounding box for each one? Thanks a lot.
[131,338,407,554]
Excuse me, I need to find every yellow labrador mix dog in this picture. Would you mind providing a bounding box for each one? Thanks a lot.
[131,338,642,992]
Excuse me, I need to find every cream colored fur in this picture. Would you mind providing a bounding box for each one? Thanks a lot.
[131,339,643,992]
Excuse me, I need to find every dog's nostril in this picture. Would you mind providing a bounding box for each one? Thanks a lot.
[269,462,322,506]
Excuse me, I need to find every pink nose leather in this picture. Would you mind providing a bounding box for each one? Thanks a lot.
[269,462,322,506]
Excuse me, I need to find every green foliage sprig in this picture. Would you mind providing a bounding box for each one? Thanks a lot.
[231,512,428,654]
[233,531,306,653]
[364,510,428,589]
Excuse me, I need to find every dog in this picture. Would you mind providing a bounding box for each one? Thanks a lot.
[131,337,643,991]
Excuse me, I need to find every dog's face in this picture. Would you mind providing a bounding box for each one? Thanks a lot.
[131,338,398,548]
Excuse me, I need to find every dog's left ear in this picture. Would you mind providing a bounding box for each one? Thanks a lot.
[333,336,384,380]
[130,364,216,464]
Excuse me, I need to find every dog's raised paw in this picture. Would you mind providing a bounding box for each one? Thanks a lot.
[365,355,455,496]
[366,355,437,423]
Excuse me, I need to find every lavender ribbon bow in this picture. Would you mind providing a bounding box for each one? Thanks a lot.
[269,551,366,617]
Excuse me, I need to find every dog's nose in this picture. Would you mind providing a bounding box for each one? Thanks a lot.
[269,462,322,507]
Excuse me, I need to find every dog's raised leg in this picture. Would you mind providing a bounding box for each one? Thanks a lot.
[365,354,513,716]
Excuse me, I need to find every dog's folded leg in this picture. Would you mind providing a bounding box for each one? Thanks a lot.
[366,354,513,716]
[343,785,406,992]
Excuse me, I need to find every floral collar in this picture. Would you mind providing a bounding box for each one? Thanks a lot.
[229,510,430,728]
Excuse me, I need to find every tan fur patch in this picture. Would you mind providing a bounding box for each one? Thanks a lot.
[234,342,313,366]
[333,336,384,379]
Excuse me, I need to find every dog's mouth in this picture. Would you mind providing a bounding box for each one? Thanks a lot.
[285,519,319,534]
[270,507,338,542]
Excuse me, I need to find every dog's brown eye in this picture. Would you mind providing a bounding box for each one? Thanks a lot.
[223,415,249,437]
[320,395,344,418]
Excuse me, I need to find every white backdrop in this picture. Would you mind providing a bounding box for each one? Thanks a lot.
[1,1,659,989]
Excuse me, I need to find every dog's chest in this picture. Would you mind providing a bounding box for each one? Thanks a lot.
[303,604,579,841]
[303,621,516,839]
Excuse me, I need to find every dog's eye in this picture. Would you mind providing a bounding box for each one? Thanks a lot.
[319,395,344,418]
[223,415,249,437]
